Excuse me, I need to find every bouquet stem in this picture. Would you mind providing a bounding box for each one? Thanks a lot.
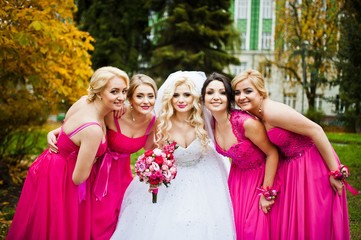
[151,187,158,204]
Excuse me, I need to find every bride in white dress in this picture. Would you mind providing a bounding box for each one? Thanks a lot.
[110,71,235,240]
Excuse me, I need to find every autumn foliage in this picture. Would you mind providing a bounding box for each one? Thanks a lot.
[0,0,95,181]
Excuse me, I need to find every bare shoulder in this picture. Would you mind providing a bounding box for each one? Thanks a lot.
[64,96,88,120]
[244,116,264,133]
[263,99,298,122]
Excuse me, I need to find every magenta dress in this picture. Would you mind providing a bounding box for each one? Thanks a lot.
[215,110,271,240]
[91,115,156,240]
[7,122,107,240]
[268,127,350,240]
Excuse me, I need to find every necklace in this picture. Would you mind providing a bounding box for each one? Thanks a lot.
[131,110,136,122]
[258,98,264,114]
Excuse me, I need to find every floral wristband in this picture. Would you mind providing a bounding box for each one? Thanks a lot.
[257,186,278,201]
[329,165,350,181]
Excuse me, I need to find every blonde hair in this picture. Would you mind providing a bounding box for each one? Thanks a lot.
[155,77,209,149]
[87,66,130,102]
[127,74,158,99]
[231,69,268,99]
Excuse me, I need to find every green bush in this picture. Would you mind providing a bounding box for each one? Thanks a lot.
[305,107,325,125]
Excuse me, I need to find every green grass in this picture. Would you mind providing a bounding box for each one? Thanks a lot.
[327,132,361,145]
[329,134,361,239]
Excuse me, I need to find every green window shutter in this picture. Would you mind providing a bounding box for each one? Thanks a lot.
[237,19,247,32]
[250,0,260,50]
[262,19,272,33]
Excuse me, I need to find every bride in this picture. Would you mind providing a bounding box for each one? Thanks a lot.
[110,71,235,240]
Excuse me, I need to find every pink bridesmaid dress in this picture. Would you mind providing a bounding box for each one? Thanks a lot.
[91,115,156,240]
[7,122,107,240]
[268,127,350,240]
[215,110,271,240]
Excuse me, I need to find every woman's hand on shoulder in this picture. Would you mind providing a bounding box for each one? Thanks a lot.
[113,103,128,119]
[47,127,61,153]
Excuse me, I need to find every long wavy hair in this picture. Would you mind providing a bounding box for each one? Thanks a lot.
[155,77,209,150]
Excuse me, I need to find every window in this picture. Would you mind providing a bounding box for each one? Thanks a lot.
[235,0,248,19]
[283,93,296,108]
[262,0,272,19]
[316,94,323,110]
[232,62,248,76]
[240,32,247,50]
[261,32,271,50]
[263,64,272,78]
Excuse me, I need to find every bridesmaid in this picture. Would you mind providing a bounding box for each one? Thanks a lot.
[231,69,351,240]
[47,74,157,239]
[201,72,279,240]
[91,74,157,239]
[7,66,129,240]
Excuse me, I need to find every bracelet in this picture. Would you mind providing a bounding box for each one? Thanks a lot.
[329,165,350,181]
[257,186,278,201]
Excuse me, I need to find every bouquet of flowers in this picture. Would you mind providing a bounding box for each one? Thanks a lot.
[135,141,178,203]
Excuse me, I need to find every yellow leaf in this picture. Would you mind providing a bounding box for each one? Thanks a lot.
[29,21,43,31]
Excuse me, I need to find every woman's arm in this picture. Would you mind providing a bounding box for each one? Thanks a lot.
[72,125,103,185]
[244,118,279,214]
[265,101,344,195]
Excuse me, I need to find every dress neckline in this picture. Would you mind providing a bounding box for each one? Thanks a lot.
[177,138,197,150]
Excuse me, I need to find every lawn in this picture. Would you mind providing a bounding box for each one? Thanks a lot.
[327,133,361,239]
[0,130,360,239]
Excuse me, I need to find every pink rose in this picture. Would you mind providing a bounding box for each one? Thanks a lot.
[144,149,154,157]
[155,155,164,165]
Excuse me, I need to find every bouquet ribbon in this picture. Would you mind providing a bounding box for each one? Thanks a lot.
[93,150,130,201]
[149,185,159,203]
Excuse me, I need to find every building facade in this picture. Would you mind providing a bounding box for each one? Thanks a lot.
[228,0,339,116]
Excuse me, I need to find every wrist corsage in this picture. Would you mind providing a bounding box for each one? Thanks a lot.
[329,165,359,196]
[257,186,278,201]
[328,165,350,181]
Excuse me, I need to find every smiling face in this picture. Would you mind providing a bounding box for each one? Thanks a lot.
[233,78,262,112]
[129,83,156,115]
[171,83,194,114]
[100,76,128,111]
[203,80,228,114]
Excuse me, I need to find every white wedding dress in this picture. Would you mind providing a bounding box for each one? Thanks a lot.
[110,138,236,240]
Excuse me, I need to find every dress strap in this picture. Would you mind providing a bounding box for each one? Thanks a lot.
[145,115,156,135]
[113,114,121,133]
[67,122,101,138]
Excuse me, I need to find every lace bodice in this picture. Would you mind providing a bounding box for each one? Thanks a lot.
[267,127,314,160]
[215,110,265,170]
[173,139,204,167]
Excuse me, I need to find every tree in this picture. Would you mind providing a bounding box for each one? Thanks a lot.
[0,0,94,181]
[335,0,361,132]
[147,0,240,80]
[273,0,342,111]
[75,0,152,74]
